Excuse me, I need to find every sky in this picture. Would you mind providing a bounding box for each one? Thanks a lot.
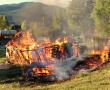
[0,0,72,7]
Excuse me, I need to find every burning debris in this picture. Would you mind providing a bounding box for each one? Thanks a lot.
[5,30,110,82]
[6,31,37,65]
[74,45,110,72]
[6,31,81,81]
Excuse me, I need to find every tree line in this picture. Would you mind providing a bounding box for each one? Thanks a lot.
[0,0,109,37]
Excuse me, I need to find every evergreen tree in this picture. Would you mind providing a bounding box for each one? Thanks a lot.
[0,15,9,30]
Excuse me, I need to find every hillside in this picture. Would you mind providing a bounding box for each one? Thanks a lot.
[0,2,65,25]
[0,1,95,39]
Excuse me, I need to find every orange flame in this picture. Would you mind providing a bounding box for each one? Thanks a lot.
[87,45,110,68]
[6,31,80,76]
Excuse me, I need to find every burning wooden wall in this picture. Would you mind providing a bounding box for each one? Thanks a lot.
[6,31,37,65]
[5,31,110,81]
[6,31,80,65]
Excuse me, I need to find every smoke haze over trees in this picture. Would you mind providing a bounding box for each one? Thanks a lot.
[0,0,109,40]
[92,0,110,36]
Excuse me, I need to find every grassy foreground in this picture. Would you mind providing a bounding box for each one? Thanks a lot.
[0,58,110,90]
[0,58,6,64]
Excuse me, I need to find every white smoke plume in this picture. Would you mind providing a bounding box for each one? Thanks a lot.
[53,56,83,80]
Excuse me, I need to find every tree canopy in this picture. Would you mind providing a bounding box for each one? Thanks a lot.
[0,15,11,30]
[92,0,110,36]
[67,0,94,34]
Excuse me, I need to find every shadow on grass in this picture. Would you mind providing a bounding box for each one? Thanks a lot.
[0,65,55,87]
[0,64,75,87]
[0,48,6,58]
[0,65,23,84]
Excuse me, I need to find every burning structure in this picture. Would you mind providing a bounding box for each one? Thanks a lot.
[6,31,80,81]
[6,30,110,81]
[74,45,110,71]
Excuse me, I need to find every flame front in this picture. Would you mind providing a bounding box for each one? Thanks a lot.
[85,45,110,69]
[6,31,37,65]
[6,31,79,76]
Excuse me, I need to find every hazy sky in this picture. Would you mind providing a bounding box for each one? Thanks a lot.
[0,0,33,5]
[0,0,71,7]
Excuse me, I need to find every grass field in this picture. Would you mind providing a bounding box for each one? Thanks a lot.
[0,58,6,64]
[0,47,6,64]
[0,56,110,90]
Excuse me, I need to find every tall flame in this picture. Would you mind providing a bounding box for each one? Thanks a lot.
[6,31,80,76]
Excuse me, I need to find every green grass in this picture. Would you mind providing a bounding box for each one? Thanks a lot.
[0,58,6,64]
[0,48,6,58]
[1,57,110,90]
[0,48,6,63]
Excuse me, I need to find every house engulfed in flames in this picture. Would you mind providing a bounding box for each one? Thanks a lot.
[6,31,80,79]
